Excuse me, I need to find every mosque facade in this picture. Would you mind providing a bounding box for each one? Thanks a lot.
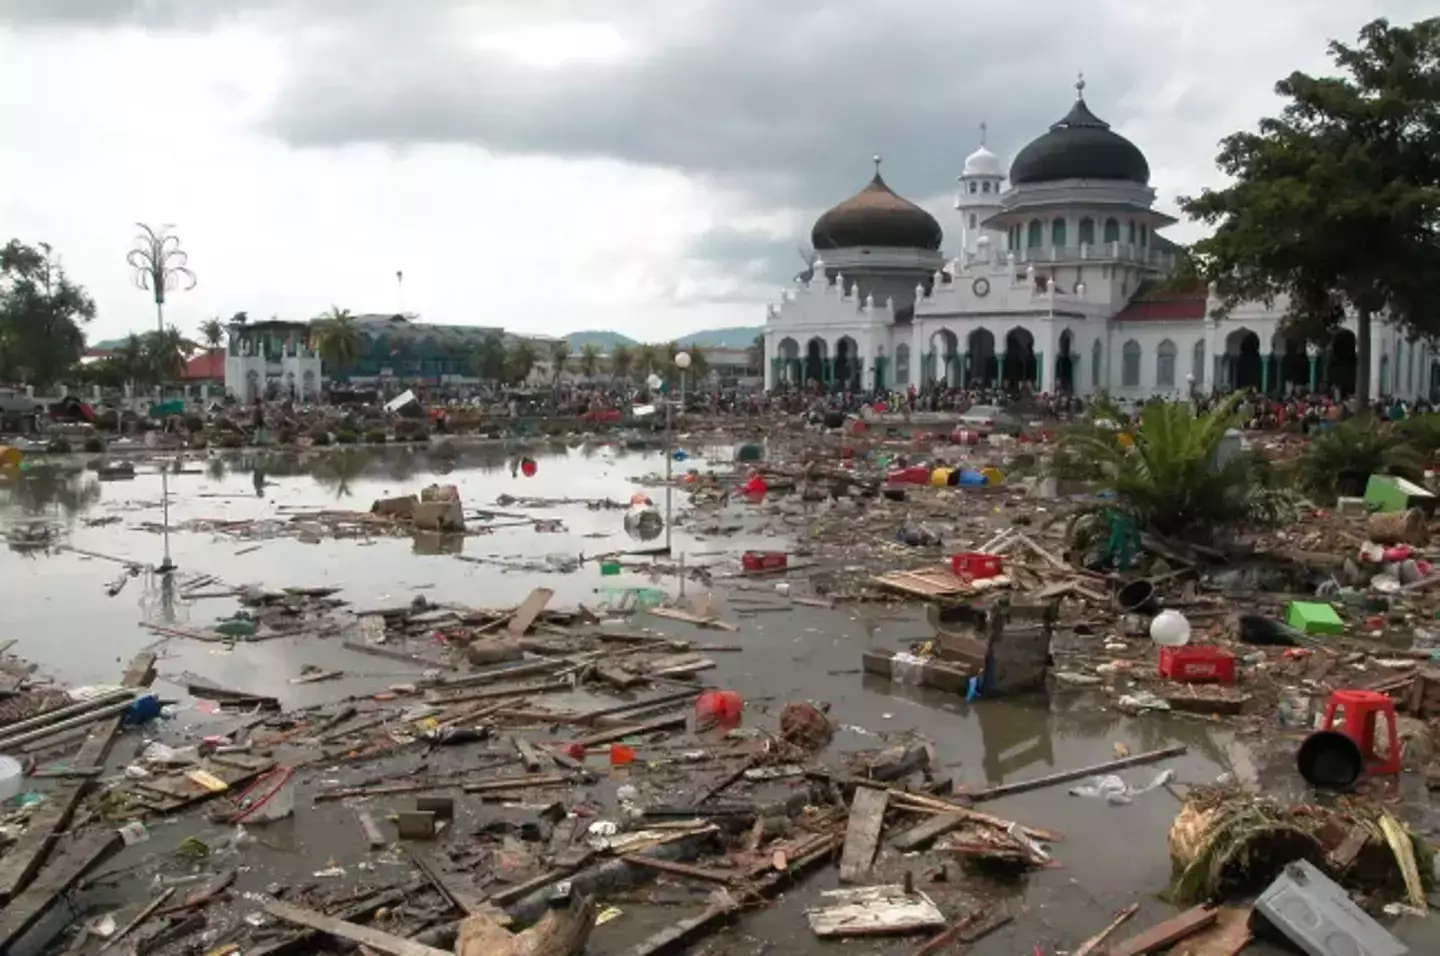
[762,81,1430,401]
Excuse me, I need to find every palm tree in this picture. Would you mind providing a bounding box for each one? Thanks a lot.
[505,339,539,385]
[310,306,362,380]
[471,332,507,384]
[634,344,659,379]
[578,342,601,380]
[547,339,571,387]
[611,344,634,381]
[142,327,190,383]
[684,348,711,384]
[198,318,225,351]
[116,334,148,388]
[1301,417,1424,501]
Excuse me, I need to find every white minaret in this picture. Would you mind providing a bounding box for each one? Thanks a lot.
[955,121,1006,259]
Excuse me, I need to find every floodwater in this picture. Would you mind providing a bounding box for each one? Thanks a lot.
[1,442,1436,954]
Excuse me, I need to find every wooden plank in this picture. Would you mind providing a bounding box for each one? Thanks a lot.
[1072,903,1139,956]
[265,900,453,956]
[964,746,1187,802]
[99,886,175,951]
[245,879,424,956]
[806,885,945,938]
[624,854,738,885]
[513,737,550,772]
[408,850,486,916]
[1106,905,1217,956]
[507,587,554,636]
[566,712,688,748]
[909,907,1013,956]
[1172,907,1252,956]
[0,651,154,902]
[890,812,966,852]
[0,830,122,948]
[839,787,888,883]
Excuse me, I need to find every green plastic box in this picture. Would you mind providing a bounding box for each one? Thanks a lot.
[1363,474,1435,514]
[1286,601,1345,636]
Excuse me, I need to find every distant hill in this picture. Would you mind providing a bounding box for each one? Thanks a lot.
[675,326,762,349]
[566,330,638,351]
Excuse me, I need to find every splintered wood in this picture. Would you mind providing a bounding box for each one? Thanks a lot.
[839,787,889,882]
[806,885,946,938]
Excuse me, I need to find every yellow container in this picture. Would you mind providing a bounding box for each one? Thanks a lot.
[930,467,955,487]
[980,467,1004,486]
[0,446,22,469]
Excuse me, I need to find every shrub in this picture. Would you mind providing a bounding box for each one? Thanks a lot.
[1300,417,1423,502]
[336,430,358,445]
[394,419,431,442]
[309,428,332,446]
[364,428,388,444]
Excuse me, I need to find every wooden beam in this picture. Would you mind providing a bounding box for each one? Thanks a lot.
[0,650,154,902]
[890,813,966,852]
[839,787,888,883]
[265,900,452,956]
[0,830,122,949]
[1106,905,1217,956]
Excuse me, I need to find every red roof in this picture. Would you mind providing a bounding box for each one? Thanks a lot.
[1113,280,1208,323]
[183,350,226,380]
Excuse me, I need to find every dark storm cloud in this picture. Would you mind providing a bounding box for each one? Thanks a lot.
[233,2,1131,208]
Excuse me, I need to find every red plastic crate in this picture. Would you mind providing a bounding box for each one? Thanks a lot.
[1157,645,1236,684]
[950,552,1003,580]
[741,551,788,573]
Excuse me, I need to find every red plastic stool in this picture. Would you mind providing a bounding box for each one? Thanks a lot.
[1321,689,1401,775]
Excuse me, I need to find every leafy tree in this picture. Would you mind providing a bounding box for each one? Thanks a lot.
[505,339,539,385]
[471,332,507,383]
[0,240,96,388]
[683,348,710,383]
[610,344,634,381]
[230,311,249,325]
[748,334,764,373]
[547,339,571,386]
[116,333,148,387]
[198,317,225,350]
[310,306,362,378]
[578,342,601,379]
[1180,17,1440,408]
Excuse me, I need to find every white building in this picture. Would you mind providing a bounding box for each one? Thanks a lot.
[763,80,1432,401]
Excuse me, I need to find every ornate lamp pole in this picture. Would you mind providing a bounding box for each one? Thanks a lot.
[127,223,196,334]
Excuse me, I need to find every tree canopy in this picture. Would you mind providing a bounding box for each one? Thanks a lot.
[0,240,97,388]
[1179,17,1440,406]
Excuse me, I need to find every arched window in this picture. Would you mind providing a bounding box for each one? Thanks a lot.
[1078,218,1095,245]
[1103,218,1120,243]
[1026,219,1043,248]
[1122,340,1142,387]
[1051,218,1067,247]
[1193,340,1206,388]
[1127,220,1136,244]
[1091,338,1103,388]
[1156,339,1177,387]
[895,344,911,386]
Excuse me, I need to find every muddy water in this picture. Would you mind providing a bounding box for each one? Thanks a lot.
[1,444,1435,954]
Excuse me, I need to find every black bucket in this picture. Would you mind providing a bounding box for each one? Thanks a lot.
[1115,579,1159,615]
[1297,730,1364,790]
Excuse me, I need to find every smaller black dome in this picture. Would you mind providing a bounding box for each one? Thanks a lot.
[1009,96,1150,186]
[811,166,943,251]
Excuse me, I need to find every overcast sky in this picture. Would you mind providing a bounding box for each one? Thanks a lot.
[0,1,1428,344]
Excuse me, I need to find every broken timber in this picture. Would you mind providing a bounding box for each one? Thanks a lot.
[0,650,154,903]
[0,829,123,949]
[1106,905,1217,956]
[839,786,888,882]
[265,900,452,956]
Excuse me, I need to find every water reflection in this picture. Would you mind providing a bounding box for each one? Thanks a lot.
[0,465,102,519]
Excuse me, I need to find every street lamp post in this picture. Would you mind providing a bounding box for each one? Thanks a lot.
[127,223,196,335]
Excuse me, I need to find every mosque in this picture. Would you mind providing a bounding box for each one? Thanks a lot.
[762,79,1429,402]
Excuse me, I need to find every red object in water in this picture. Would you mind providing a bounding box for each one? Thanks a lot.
[564,742,587,761]
[873,402,887,414]
[850,419,867,435]
[950,552,1003,580]
[1364,615,1386,631]
[742,551,788,573]
[950,429,980,446]
[1322,689,1400,775]
[695,689,744,728]
[520,457,538,477]
[887,466,931,485]
[741,475,768,496]
[1157,645,1236,684]
[609,743,636,767]
[581,407,624,423]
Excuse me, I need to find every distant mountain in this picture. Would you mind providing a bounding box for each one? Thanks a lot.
[675,326,763,349]
[567,330,638,351]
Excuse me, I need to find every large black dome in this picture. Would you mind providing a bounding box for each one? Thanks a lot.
[811,165,943,251]
[1009,95,1150,186]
